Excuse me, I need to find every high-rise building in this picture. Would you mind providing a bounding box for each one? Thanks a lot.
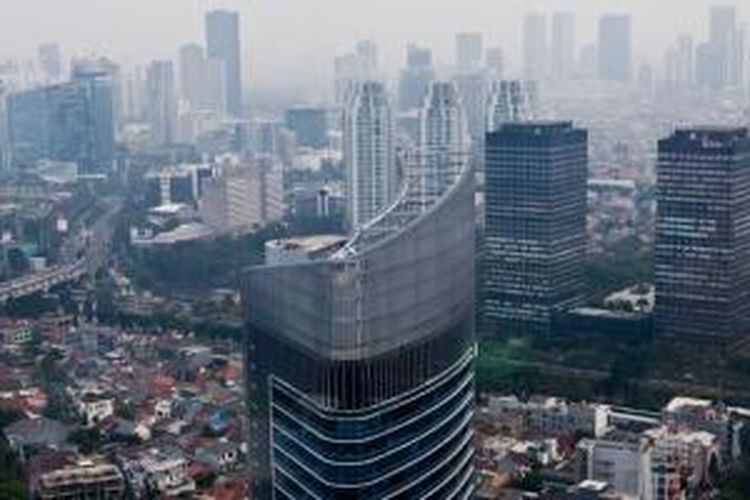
[200,155,284,233]
[243,141,476,499]
[598,15,632,82]
[334,41,381,106]
[454,72,488,141]
[146,60,178,145]
[37,43,62,82]
[486,80,537,133]
[419,81,468,202]
[523,14,548,80]
[485,122,588,334]
[342,81,396,229]
[456,32,483,73]
[664,35,694,90]
[7,70,115,173]
[0,81,11,172]
[708,6,743,88]
[655,127,750,340]
[285,107,329,149]
[398,43,435,112]
[551,12,576,80]
[179,44,206,110]
[486,47,504,79]
[205,10,242,116]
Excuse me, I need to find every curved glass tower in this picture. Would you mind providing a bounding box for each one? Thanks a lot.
[243,150,476,499]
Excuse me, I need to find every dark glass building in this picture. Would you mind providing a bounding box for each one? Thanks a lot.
[285,107,329,149]
[205,10,243,116]
[484,121,588,335]
[655,127,750,340]
[243,151,476,498]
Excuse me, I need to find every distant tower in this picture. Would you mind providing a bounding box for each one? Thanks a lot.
[523,14,548,80]
[205,10,242,116]
[146,61,178,145]
[486,80,536,132]
[343,81,396,229]
[655,127,750,340]
[178,44,206,110]
[551,12,575,80]
[334,41,380,106]
[456,32,483,73]
[485,122,588,335]
[38,43,62,82]
[709,6,743,88]
[598,14,632,82]
[398,43,435,111]
[419,81,468,202]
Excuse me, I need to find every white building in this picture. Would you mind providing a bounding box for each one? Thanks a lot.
[199,154,284,234]
[486,80,537,133]
[343,81,396,229]
[576,430,651,499]
[75,393,115,427]
[418,81,468,204]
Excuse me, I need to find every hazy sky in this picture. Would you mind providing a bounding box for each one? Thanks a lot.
[0,0,743,97]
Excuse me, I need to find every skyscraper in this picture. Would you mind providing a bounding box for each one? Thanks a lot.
[523,14,548,80]
[664,35,694,90]
[598,15,632,82]
[486,80,537,133]
[456,32,483,73]
[398,43,435,111]
[205,10,242,116]
[419,81,468,202]
[334,41,380,106]
[551,12,575,80]
[485,122,588,335]
[7,70,115,173]
[342,81,396,229]
[178,44,205,110]
[146,61,177,145]
[243,139,476,499]
[285,107,329,149]
[709,6,743,88]
[655,127,750,340]
[37,43,62,82]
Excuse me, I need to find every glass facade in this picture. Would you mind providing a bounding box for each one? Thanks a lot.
[243,150,476,499]
[655,127,750,339]
[484,121,588,335]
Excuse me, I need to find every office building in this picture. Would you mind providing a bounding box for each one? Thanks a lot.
[205,10,242,116]
[178,44,206,110]
[334,41,380,106]
[551,12,575,80]
[664,35,694,90]
[655,127,750,340]
[146,60,178,145]
[200,155,284,233]
[37,43,62,82]
[398,43,436,111]
[0,82,9,171]
[285,107,328,149]
[8,72,115,173]
[486,47,504,79]
[486,80,537,133]
[342,81,396,228]
[419,81,468,202]
[523,14,548,80]
[485,122,588,335]
[243,140,476,499]
[598,15,632,82]
[708,6,743,88]
[454,72,488,141]
[456,32,483,73]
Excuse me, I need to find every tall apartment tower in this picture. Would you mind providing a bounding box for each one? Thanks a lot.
[342,81,396,229]
[523,14,548,80]
[419,81,468,202]
[243,144,476,499]
[456,32,483,73]
[486,80,537,133]
[551,12,576,80]
[146,61,178,146]
[485,122,588,335]
[598,15,632,82]
[655,127,750,340]
[205,10,242,116]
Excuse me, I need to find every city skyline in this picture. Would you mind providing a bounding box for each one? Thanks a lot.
[0,0,744,97]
